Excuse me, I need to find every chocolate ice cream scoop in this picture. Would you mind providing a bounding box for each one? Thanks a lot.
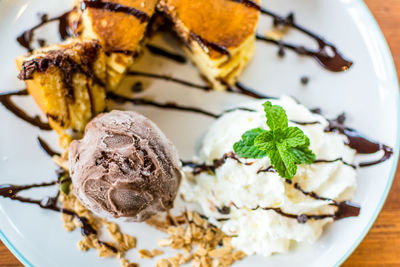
[69,110,182,221]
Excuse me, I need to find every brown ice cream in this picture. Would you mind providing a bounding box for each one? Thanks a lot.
[69,110,182,221]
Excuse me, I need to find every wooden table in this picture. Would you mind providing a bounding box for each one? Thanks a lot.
[1,0,400,266]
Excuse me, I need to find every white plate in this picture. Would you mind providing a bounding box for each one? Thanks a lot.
[0,0,399,266]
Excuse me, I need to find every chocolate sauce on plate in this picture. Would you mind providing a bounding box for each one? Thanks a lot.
[107,92,219,118]
[229,82,274,99]
[0,181,57,198]
[0,180,117,252]
[128,71,274,100]
[256,34,352,72]
[81,0,150,23]
[37,136,61,157]
[146,44,187,63]
[326,114,393,166]
[17,10,72,52]
[131,81,144,93]
[231,0,353,72]
[0,89,51,130]
[128,71,211,91]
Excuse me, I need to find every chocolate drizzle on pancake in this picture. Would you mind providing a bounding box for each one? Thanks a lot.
[18,42,104,100]
[0,89,51,130]
[189,32,231,57]
[81,0,150,23]
[229,0,353,72]
[17,10,72,52]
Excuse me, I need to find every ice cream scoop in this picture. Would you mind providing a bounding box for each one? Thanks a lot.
[69,110,182,221]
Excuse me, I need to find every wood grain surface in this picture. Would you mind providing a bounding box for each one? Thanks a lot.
[1,0,399,266]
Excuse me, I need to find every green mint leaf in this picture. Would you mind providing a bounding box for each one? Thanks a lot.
[269,143,298,178]
[232,101,316,179]
[254,131,275,151]
[263,101,288,130]
[289,146,316,164]
[233,128,267,158]
[281,127,310,148]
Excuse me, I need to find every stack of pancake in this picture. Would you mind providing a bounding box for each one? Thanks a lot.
[16,0,260,148]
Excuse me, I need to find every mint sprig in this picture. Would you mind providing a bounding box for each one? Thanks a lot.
[233,101,316,179]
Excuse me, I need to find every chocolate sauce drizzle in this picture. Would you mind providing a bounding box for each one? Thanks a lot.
[189,32,231,57]
[0,89,51,130]
[184,152,360,223]
[81,0,150,23]
[107,92,219,118]
[182,152,253,175]
[127,71,273,100]
[229,82,274,99]
[314,158,356,169]
[128,71,211,91]
[107,92,255,119]
[256,34,352,72]
[37,136,61,157]
[18,42,104,101]
[17,11,72,52]
[290,120,320,125]
[254,203,359,223]
[146,44,187,64]
[231,0,353,72]
[0,180,117,253]
[325,114,393,167]
[185,153,356,177]
[225,182,360,223]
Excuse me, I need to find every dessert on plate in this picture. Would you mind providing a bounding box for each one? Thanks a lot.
[69,110,182,221]
[158,0,260,90]
[74,0,159,90]
[181,97,359,256]
[0,0,394,266]
[16,0,260,146]
[16,39,107,147]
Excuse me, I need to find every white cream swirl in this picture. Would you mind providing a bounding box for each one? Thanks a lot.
[180,96,357,256]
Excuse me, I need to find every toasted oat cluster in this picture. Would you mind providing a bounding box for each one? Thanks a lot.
[150,211,247,267]
[59,190,246,267]
[59,188,138,266]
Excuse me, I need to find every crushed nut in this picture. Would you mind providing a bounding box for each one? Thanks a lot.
[152,249,164,257]
[139,249,154,259]
[156,258,172,267]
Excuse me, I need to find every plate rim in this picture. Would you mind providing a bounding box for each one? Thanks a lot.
[333,0,400,265]
[0,0,399,266]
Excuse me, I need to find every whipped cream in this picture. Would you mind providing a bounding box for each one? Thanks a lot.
[180,96,357,256]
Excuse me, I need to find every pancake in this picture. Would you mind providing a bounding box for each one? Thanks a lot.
[76,0,158,90]
[16,39,107,148]
[158,0,260,90]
